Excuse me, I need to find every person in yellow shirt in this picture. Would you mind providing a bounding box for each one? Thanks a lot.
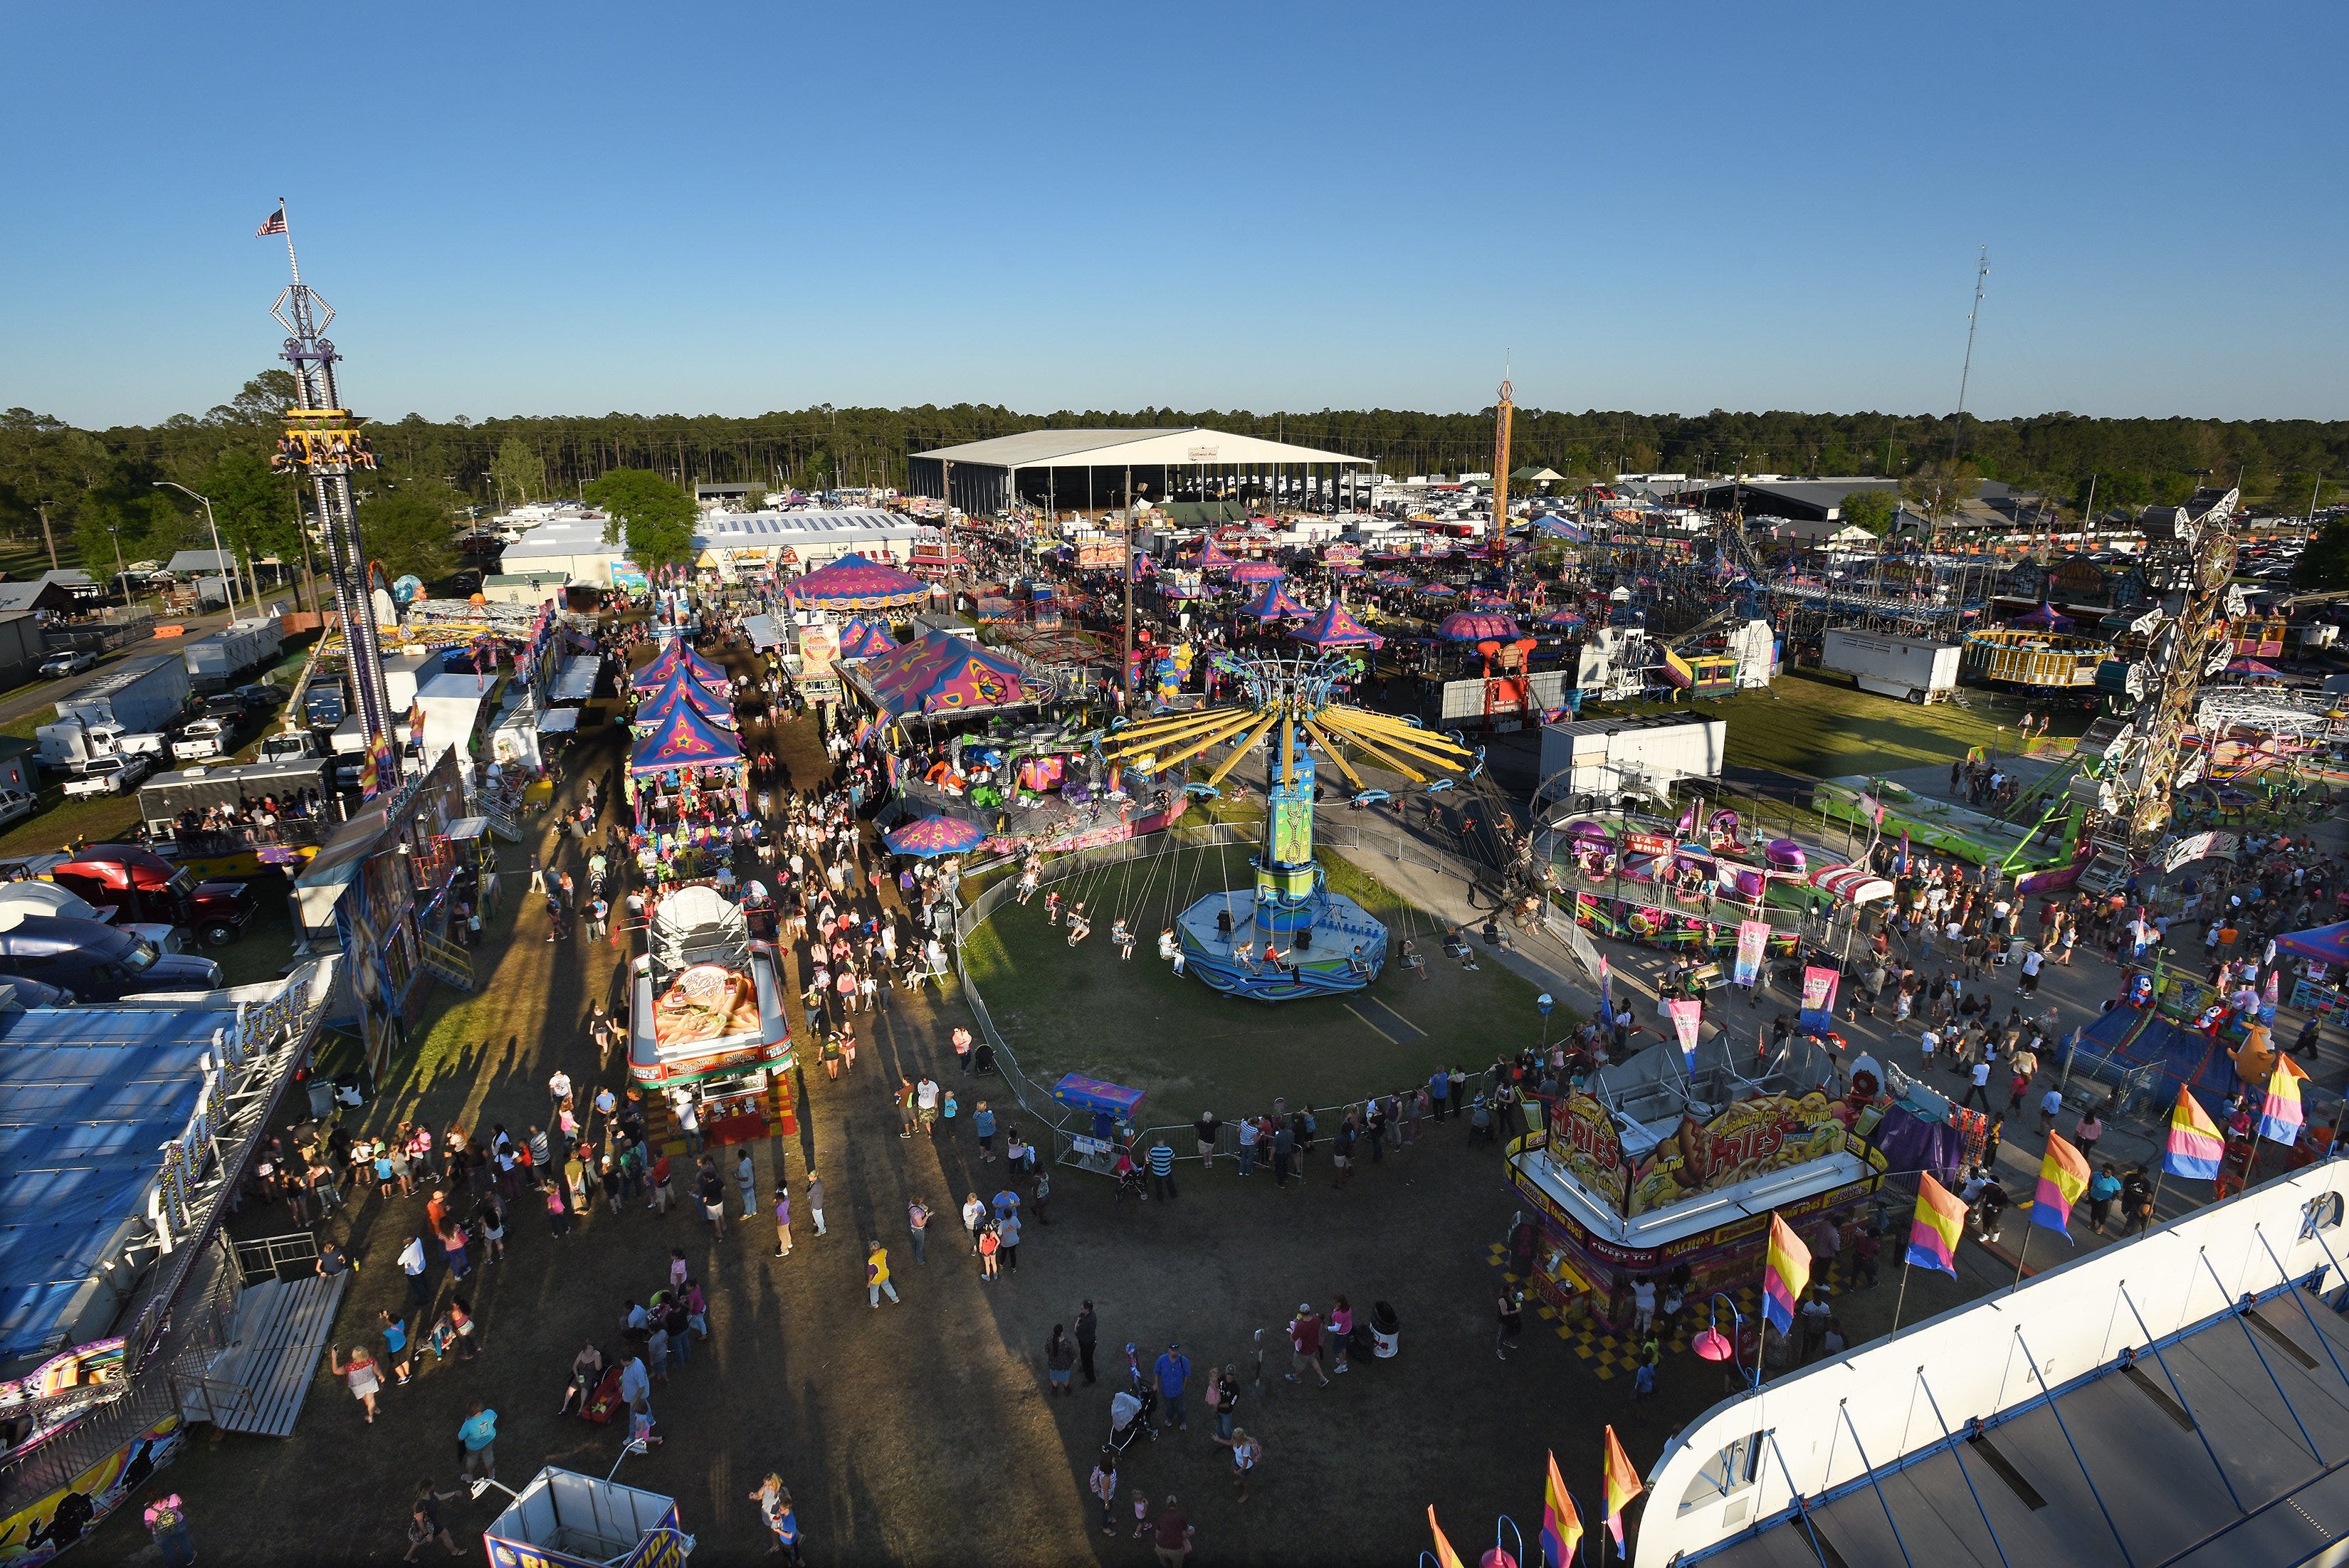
[866,1241,899,1307]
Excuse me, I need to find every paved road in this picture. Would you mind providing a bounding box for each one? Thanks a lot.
[0,608,238,732]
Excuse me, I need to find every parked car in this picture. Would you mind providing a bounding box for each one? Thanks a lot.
[38,650,98,679]
[232,683,282,712]
[0,914,220,1000]
[0,788,36,831]
[61,754,152,798]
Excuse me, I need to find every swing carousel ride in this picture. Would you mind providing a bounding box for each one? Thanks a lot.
[1095,651,1473,1002]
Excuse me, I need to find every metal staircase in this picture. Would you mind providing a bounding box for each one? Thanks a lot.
[419,930,474,991]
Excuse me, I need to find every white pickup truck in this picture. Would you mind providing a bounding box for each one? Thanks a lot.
[61,753,152,798]
[169,717,231,762]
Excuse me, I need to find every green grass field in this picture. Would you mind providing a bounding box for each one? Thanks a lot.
[1590,667,2091,779]
[960,844,1549,1127]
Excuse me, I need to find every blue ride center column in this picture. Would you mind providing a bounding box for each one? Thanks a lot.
[1254,750,1323,935]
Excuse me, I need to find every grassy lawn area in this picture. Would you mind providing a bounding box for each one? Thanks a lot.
[1587,667,2093,779]
[961,843,1549,1127]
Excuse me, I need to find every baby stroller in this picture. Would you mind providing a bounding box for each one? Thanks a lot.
[579,1363,625,1425]
[1103,1387,1159,1456]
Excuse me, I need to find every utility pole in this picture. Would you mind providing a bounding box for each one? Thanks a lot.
[1122,465,1135,702]
[1951,246,1990,465]
[1489,362,1513,567]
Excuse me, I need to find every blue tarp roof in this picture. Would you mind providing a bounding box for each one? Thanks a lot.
[0,1004,240,1359]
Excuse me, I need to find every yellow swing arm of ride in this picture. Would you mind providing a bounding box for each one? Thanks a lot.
[1203,710,1283,787]
[1100,705,1266,757]
[1309,720,1438,784]
[1121,708,1266,776]
[1316,707,1473,768]
[1300,717,1370,789]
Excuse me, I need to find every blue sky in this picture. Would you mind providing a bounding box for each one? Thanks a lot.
[7,1,2343,426]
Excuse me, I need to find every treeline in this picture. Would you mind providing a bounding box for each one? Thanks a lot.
[4,382,2344,587]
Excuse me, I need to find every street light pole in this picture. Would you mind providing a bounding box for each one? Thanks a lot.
[153,482,246,622]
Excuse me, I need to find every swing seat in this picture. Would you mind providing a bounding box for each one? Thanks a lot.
[1185,784,1220,799]
[1424,779,1454,794]
[1349,790,1389,808]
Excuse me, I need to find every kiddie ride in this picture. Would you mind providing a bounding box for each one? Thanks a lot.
[1096,651,1473,1003]
[626,885,796,1145]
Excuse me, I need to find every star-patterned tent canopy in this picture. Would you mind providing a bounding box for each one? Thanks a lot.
[1195,540,1239,574]
[855,629,1029,718]
[631,640,729,692]
[1228,560,1285,584]
[882,814,988,858]
[1238,582,1309,621]
[835,618,899,658]
[629,689,745,776]
[1291,599,1384,649]
[785,552,927,609]
[638,668,734,727]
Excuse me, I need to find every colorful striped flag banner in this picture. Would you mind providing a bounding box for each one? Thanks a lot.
[2163,1085,2224,1181]
[1762,1212,1811,1336]
[2032,1132,2091,1239]
[1892,1172,1967,1333]
[1543,1449,1585,1568]
[1427,1505,1468,1568]
[1602,1426,1644,1557]
[1907,1174,1965,1277]
[2259,1054,2308,1145]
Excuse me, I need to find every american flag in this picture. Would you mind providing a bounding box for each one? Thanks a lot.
[255,205,286,236]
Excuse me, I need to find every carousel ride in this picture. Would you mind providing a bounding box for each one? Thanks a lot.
[1095,651,1473,1002]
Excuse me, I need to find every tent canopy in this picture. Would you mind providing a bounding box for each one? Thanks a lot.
[911,426,1368,471]
[786,552,927,609]
[1239,582,1308,621]
[853,629,1029,718]
[629,693,744,775]
[883,815,987,858]
[1292,600,1384,649]
[630,640,727,693]
[2277,922,2349,967]
[1437,611,1523,641]
[1809,864,1892,905]
[834,618,899,659]
[639,669,733,727]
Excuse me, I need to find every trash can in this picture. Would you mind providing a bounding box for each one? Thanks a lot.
[1370,1300,1400,1359]
[306,1078,337,1120]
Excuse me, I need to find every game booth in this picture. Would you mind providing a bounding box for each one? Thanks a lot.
[1050,1073,1145,1176]
[626,885,797,1147]
[1506,1033,1888,1334]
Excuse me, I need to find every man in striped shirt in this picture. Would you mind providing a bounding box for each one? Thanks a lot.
[1146,1139,1177,1203]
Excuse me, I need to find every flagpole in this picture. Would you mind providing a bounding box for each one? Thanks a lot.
[1891,1253,1914,1335]
[2009,1224,2033,1291]
[280,195,300,282]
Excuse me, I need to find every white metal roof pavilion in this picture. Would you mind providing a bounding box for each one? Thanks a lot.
[690,508,940,567]
[907,426,1372,517]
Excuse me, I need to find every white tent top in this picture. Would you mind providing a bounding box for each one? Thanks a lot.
[912,426,1369,470]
